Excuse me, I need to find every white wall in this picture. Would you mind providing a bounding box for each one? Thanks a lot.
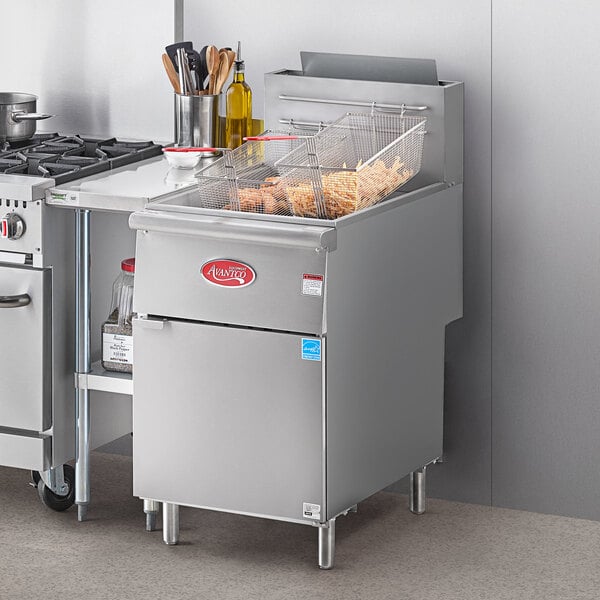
[3,0,175,141]
[491,2,600,520]
[184,0,494,505]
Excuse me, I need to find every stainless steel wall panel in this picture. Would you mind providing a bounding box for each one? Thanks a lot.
[89,394,132,452]
[2,1,175,142]
[492,1,600,520]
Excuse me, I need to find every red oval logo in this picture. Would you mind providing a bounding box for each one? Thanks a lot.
[201,259,256,288]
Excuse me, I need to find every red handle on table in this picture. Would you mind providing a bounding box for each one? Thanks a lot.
[163,147,220,153]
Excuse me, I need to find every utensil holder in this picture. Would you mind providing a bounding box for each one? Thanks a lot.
[174,94,219,153]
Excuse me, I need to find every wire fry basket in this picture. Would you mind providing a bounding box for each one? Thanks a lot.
[194,132,306,215]
[275,113,426,219]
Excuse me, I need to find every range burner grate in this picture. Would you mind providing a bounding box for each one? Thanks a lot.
[0,134,162,184]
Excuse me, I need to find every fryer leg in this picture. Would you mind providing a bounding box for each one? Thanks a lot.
[163,502,180,545]
[409,466,427,515]
[318,519,336,570]
[144,499,160,532]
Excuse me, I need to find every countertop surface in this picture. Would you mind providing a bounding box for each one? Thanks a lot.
[45,155,205,213]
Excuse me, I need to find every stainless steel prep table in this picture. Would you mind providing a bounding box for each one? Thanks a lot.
[46,155,200,520]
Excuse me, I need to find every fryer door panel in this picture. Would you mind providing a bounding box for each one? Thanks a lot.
[0,265,51,431]
[133,318,324,523]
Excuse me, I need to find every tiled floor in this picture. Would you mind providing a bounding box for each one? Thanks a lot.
[1,452,599,600]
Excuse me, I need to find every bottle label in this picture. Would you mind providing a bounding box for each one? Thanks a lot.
[103,333,133,365]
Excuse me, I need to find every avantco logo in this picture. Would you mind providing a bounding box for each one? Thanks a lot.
[201,259,256,288]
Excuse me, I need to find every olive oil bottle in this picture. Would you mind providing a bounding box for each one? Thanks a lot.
[225,41,252,149]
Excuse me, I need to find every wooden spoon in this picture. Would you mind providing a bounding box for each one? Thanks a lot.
[206,45,219,95]
[215,51,232,95]
[162,53,181,94]
[219,48,236,73]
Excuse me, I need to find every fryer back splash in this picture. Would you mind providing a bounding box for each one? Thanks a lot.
[264,67,463,191]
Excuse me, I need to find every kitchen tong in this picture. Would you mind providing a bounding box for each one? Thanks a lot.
[165,42,209,94]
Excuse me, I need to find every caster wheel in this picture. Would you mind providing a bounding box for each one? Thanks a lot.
[37,465,75,512]
[31,470,41,485]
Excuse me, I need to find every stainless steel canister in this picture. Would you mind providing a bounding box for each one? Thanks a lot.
[174,94,219,153]
[0,92,53,142]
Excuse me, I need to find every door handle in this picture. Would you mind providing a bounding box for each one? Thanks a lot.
[0,293,31,308]
[134,317,166,330]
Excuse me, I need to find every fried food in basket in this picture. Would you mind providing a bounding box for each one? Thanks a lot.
[223,177,292,215]
[222,157,413,218]
[288,157,413,218]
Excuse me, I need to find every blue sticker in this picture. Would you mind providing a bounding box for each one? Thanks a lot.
[301,338,321,361]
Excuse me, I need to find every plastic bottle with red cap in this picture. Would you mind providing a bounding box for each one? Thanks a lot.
[102,258,136,373]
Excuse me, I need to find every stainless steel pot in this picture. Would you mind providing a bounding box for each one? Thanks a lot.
[0,92,53,142]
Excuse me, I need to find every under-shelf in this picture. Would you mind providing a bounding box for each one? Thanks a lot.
[76,361,133,395]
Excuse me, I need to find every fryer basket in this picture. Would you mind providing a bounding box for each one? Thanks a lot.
[195,132,305,215]
[194,113,426,219]
[275,113,426,219]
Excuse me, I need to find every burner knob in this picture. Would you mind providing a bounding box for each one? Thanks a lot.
[0,213,25,240]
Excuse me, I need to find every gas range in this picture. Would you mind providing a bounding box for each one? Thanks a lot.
[0,133,162,186]
[0,131,164,490]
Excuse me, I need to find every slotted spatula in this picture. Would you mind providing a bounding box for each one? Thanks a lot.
[165,41,194,71]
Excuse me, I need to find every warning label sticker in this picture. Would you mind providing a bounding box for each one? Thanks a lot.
[302,273,324,296]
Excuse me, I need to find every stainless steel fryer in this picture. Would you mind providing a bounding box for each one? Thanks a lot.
[129,57,463,569]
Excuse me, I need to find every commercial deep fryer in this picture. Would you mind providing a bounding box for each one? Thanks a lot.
[129,57,463,569]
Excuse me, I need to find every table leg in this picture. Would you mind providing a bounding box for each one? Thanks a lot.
[75,209,91,521]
